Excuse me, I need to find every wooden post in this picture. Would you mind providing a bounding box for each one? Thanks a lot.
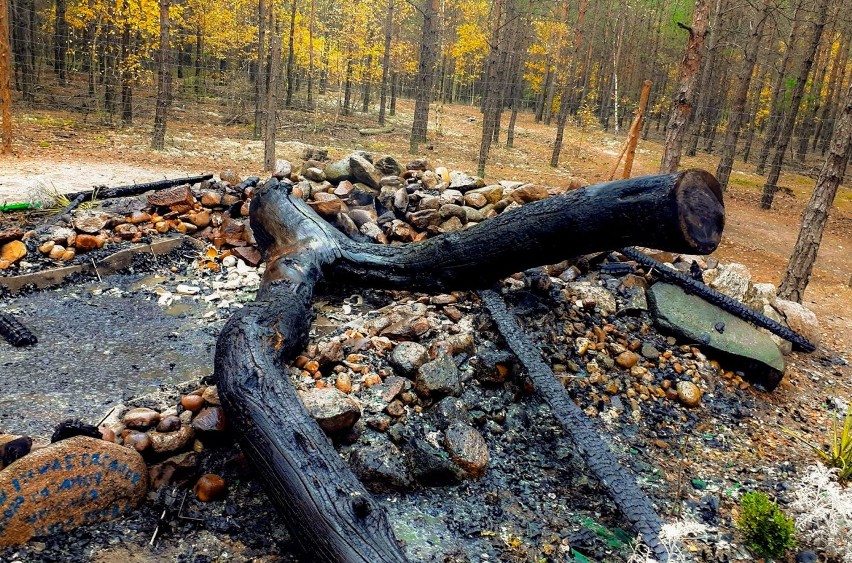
[0,0,12,154]
[608,79,652,180]
[622,79,653,178]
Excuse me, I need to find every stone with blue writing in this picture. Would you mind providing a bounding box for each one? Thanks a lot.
[0,436,147,548]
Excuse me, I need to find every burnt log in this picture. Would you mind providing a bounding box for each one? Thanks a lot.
[65,174,214,203]
[215,170,724,562]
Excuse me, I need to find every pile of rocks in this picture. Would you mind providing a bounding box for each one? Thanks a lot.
[1,146,587,275]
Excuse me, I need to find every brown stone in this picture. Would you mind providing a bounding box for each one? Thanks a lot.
[232,246,262,267]
[193,474,227,502]
[299,388,361,434]
[444,422,489,478]
[181,395,205,412]
[0,229,23,245]
[149,426,195,455]
[676,381,702,407]
[191,407,228,434]
[148,451,198,489]
[200,191,223,207]
[381,376,407,403]
[156,415,181,433]
[615,351,640,369]
[121,430,151,452]
[220,170,241,185]
[308,193,347,217]
[509,184,549,204]
[201,386,220,406]
[335,372,352,394]
[188,211,211,228]
[385,400,405,417]
[48,244,66,260]
[73,214,110,234]
[74,234,105,252]
[125,211,150,225]
[123,407,160,430]
[147,185,194,207]
[38,241,55,254]
[0,436,147,548]
[113,224,138,240]
[0,241,26,264]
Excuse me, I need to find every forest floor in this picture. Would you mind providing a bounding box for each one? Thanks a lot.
[1,96,851,561]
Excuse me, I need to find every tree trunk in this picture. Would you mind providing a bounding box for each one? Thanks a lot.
[215,170,724,563]
[760,0,828,209]
[755,2,802,175]
[659,0,710,173]
[378,0,393,125]
[779,80,852,302]
[410,0,439,152]
[264,34,281,170]
[285,0,296,107]
[813,33,848,153]
[254,0,267,139]
[715,0,768,191]
[11,0,34,103]
[306,0,314,107]
[53,0,67,80]
[120,0,133,126]
[477,0,506,175]
[819,38,850,155]
[151,0,172,150]
[551,0,586,168]
[685,0,722,157]
[361,52,372,113]
[795,30,831,161]
[0,0,11,154]
[390,71,397,116]
[343,57,353,115]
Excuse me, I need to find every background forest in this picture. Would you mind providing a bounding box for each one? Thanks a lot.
[3,0,848,182]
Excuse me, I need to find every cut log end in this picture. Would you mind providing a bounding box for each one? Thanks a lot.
[675,169,725,254]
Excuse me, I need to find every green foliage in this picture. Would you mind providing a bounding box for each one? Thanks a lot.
[737,491,796,559]
[784,405,852,483]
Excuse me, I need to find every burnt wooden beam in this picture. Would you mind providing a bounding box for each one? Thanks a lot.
[215,170,724,562]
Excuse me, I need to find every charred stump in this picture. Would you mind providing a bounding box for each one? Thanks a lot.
[215,170,725,562]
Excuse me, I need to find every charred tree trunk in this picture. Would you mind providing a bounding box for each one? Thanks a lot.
[779,81,852,302]
[215,169,724,563]
[659,0,710,173]
[151,0,172,150]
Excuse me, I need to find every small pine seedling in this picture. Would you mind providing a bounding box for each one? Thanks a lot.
[737,491,796,559]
